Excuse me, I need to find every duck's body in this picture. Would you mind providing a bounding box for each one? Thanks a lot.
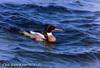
[21,30,56,42]
[19,24,62,43]
[21,31,45,41]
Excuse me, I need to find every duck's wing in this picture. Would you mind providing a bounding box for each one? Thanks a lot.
[36,33,46,39]
[30,31,46,39]
[30,31,37,35]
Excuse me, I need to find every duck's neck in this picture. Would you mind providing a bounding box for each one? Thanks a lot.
[43,32,53,41]
[47,32,53,36]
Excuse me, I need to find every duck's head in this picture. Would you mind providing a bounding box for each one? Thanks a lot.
[43,24,63,43]
[44,24,63,33]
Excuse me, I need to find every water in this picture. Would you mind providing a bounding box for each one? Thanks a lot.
[0,0,100,68]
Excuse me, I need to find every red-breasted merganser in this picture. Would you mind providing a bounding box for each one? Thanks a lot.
[20,24,63,43]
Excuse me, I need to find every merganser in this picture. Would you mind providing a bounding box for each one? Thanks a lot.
[20,24,63,43]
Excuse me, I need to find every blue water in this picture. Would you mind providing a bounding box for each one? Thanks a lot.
[0,0,100,68]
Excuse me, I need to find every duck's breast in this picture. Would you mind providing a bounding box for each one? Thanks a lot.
[47,33,56,42]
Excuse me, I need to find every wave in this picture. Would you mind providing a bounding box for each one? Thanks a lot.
[0,0,100,11]
[0,1,100,68]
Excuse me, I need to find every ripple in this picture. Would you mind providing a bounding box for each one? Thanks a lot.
[0,2,100,68]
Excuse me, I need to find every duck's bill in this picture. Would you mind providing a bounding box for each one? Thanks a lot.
[54,28,64,31]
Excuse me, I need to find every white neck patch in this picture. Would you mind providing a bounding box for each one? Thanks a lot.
[47,33,52,36]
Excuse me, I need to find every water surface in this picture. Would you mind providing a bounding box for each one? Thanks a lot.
[0,0,100,68]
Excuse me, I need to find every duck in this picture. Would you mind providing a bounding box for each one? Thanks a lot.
[20,24,63,43]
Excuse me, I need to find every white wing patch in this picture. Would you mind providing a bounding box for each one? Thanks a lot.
[36,33,46,39]
[30,31,46,39]
[30,31,37,35]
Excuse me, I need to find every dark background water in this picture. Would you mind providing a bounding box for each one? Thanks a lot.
[0,0,100,68]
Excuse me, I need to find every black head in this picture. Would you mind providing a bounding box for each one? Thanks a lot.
[44,24,56,32]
